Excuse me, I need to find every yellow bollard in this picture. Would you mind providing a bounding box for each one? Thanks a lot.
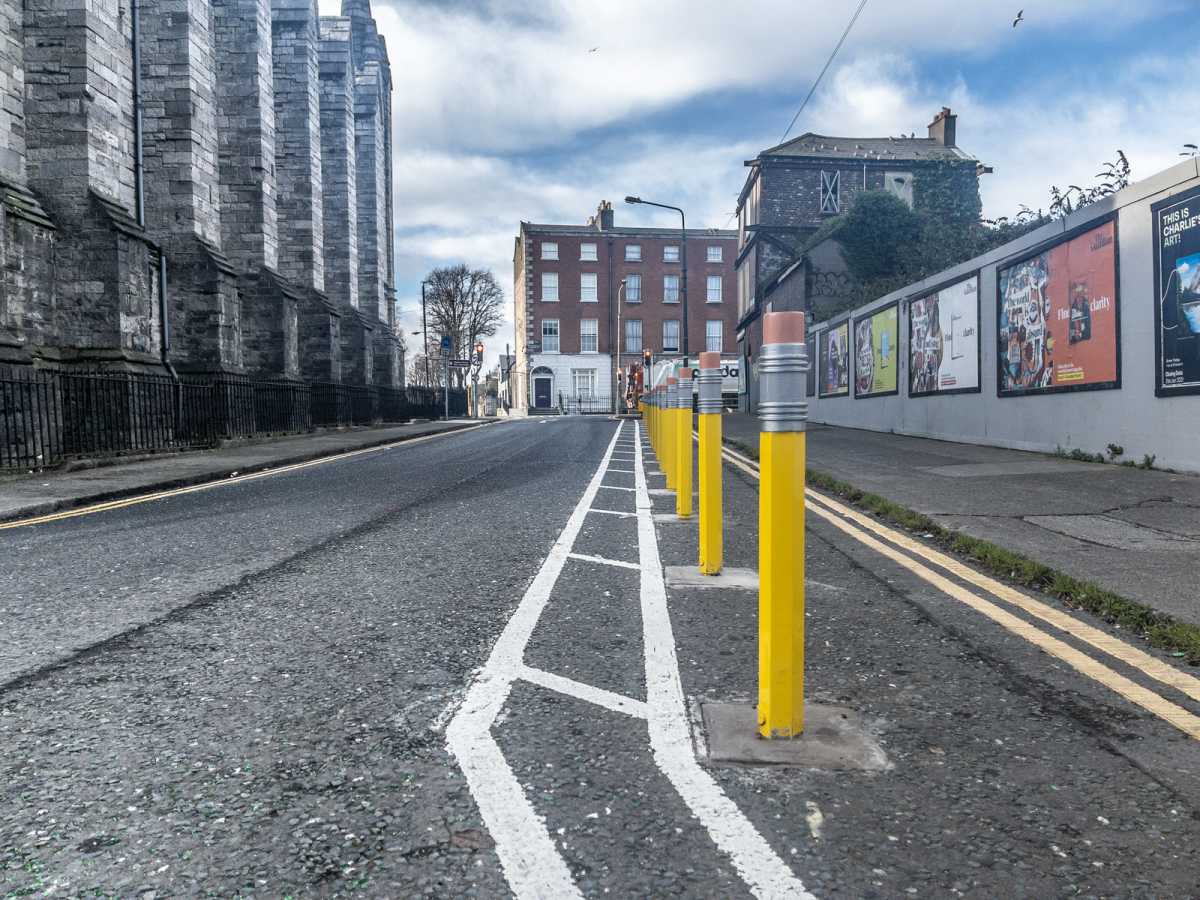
[697,351,722,573]
[663,376,678,490]
[757,311,809,739]
[675,367,693,518]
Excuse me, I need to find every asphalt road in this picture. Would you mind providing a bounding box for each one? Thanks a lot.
[3,415,1199,897]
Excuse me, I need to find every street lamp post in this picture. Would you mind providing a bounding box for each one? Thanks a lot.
[613,278,626,415]
[420,279,431,386]
[625,196,688,362]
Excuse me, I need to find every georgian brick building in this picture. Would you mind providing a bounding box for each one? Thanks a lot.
[513,202,736,412]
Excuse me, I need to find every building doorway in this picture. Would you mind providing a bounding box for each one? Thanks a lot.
[532,366,553,408]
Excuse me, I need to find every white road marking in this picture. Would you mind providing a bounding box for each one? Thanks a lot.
[567,551,641,570]
[633,422,815,899]
[519,665,649,719]
[608,468,636,474]
[588,508,636,518]
[445,422,625,899]
[599,485,635,492]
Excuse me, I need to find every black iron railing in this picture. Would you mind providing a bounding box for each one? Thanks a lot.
[0,365,467,470]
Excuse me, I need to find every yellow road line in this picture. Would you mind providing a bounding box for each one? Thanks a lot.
[0,423,488,531]
[714,442,1200,742]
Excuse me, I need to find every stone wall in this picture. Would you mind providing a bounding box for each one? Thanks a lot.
[0,0,394,388]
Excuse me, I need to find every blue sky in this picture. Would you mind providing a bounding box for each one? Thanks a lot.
[320,0,1196,367]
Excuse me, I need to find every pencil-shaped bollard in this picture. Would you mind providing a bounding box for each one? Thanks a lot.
[697,351,723,573]
[664,376,678,490]
[653,385,662,458]
[675,366,693,519]
[757,311,809,739]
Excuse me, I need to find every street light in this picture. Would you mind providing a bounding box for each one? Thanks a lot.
[420,279,432,386]
[613,279,626,415]
[625,195,689,360]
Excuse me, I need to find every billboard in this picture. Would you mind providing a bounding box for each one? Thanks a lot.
[996,220,1119,396]
[819,322,849,397]
[806,334,817,397]
[1153,185,1200,396]
[853,304,899,398]
[909,275,980,397]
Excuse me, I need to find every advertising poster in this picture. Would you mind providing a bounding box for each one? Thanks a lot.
[820,322,849,397]
[909,275,980,396]
[853,304,899,397]
[806,334,817,397]
[996,220,1118,396]
[1153,185,1200,396]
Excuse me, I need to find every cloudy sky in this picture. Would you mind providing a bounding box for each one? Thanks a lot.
[320,0,1195,366]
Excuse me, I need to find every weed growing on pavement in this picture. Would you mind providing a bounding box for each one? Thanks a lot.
[723,436,1200,666]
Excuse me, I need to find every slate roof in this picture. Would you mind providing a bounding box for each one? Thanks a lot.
[756,132,975,163]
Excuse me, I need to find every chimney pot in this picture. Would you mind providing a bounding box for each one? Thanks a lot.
[928,107,957,147]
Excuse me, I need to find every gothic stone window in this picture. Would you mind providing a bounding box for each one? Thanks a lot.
[820,170,840,214]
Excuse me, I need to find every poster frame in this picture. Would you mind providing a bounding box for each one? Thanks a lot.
[818,318,851,398]
[994,213,1121,399]
[1151,185,1200,398]
[852,301,900,400]
[905,270,982,399]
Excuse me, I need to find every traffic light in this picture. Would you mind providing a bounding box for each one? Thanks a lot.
[474,341,485,365]
[642,348,652,368]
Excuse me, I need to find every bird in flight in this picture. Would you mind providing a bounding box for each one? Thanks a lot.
[588,47,599,53]
[1012,9,1024,27]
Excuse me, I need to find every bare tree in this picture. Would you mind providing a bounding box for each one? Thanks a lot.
[425,265,505,387]
[407,353,445,388]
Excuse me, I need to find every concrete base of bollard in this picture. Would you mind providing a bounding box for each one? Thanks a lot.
[664,566,757,590]
[652,512,695,524]
[701,702,890,771]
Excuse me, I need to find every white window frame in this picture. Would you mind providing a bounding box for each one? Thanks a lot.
[541,271,559,302]
[625,243,642,262]
[706,245,723,263]
[580,242,598,261]
[705,320,723,352]
[624,318,642,353]
[706,275,722,303]
[820,170,841,214]
[663,275,680,304]
[580,272,598,303]
[541,318,560,353]
[571,368,596,399]
[541,241,558,260]
[663,245,680,263]
[884,171,914,208]
[580,318,598,354]
[625,273,642,303]
[663,319,680,353]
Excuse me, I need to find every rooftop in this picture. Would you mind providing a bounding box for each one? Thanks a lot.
[520,222,736,238]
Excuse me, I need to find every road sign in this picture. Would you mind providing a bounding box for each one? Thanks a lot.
[440,335,452,351]
[527,340,541,352]
[449,359,473,368]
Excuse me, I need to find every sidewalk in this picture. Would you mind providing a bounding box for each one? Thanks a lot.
[721,413,1200,626]
[0,419,488,523]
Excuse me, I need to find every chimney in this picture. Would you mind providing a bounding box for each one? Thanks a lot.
[596,200,614,231]
[927,107,956,147]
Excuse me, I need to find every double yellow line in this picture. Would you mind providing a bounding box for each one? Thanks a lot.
[715,440,1200,742]
[0,424,488,531]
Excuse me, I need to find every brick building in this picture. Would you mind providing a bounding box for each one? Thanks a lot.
[734,107,986,408]
[513,202,737,412]
[0,0,399,387]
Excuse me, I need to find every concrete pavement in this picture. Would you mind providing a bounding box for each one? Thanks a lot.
[3,416,1199,896]
[722,414,1200,626]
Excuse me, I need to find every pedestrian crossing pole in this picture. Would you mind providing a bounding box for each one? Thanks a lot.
[757,311,809,739]
[664,376,678,490]
[697,351,722,573]
[675,366,693,519]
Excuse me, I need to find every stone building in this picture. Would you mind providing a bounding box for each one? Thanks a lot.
[513,202,737,413]
[0,0,399,386]
[734,107,987,409]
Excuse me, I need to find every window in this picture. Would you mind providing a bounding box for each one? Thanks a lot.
[580,272,598,302]
[580,318,598,353]
[571,369,596,399]
[541,272,558,302]
[580,242,598,261]
[624,319,642,353]
[706,245,723,263]
[820,170,840,214]
[663,275,679,303]
[884,171,914,208]
[663,319,680,353]
[625,274,642,303]
[541,242,558,260]
[625,243,642,261]
[541,318,560,353]
[663,245,680,263]
[706,320,723,352]
[706,275,722,303]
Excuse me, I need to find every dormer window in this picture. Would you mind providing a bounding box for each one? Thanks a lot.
[820,171,840,214]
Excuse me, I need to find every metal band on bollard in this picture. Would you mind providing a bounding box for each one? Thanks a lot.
[696,355,722,415]
[758,342,808,432]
